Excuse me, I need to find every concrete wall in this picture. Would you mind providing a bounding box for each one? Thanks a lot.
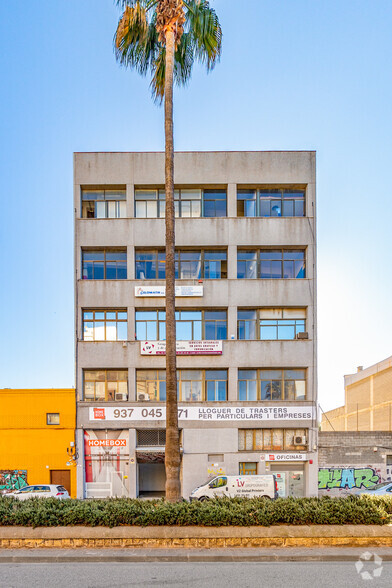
[318,431,392,496]
[74,151,318,498]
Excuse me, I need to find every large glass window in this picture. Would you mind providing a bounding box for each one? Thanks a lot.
[136,369,228,402]
[82,250,127,280]
[81,189,126,219]
[135,188,226,218]
[83,370,128,401]
[136,370,166,402]
[237,188,305,217]
[83,310,127,341]
[237,249,305,279]
[238,308,306,340]
[135,309,227,341]
[238,429,307,451]
[135,249,227,279]
[238,369,306,401]
[239,462,257,475]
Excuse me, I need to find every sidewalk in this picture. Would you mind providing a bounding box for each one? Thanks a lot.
[1,547,392,563]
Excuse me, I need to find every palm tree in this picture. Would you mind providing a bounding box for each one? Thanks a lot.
[114,0,222,502]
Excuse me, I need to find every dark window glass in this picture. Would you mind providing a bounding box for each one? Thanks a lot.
[203,190,227,217]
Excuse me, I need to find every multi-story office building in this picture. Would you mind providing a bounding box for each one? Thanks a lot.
[74,151,318,499]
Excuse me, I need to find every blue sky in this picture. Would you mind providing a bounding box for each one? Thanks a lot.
[1,0,391,411]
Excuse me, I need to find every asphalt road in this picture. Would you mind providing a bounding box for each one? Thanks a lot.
[1,561,392,588]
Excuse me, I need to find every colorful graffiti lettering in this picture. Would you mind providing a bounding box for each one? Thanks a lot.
[207,465,226,477]
[0,470,28,493]
[318,467,380,490]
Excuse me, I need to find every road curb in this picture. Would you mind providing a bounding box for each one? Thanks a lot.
[1,553,392,563]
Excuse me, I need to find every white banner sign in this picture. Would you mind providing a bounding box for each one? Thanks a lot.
[261,453,308,462]
[89,406,315,422]
[140,340,222,355]
[135,285,203,297]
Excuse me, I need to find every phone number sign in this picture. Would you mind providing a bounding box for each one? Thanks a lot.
[89,406,315,422]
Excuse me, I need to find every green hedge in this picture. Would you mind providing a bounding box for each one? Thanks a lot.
[1,495,392,528]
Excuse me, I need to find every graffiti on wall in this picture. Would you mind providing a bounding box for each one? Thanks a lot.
[207,464,226,477]
[0,470,28,493]
[318,467,380,490]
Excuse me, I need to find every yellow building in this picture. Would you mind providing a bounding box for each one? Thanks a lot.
[0,389,76,497]
[321,356,392,431]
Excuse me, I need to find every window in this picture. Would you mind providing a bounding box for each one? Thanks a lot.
[135,188,226,218]
[47,413,60,425]
[237,188,305,217]
[137,430,166,446]
[135,249,227,279]
[82,249,127,280]
[237,249,305,279]
[136,370,166,401]
[83,370,128,401]
[136,369,228,402]
[238,369,306,401]
[238,429,307,451]
[83,310,127,341]
[238,308,306,340]
[239,462,257,475]
[210,476,227,488]
[135,309,227,341]
[81,189,126,218]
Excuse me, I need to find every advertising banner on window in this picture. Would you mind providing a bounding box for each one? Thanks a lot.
[135,285,203,297]
[140,340,222,355]
[84,430,129,498]
[89,405,315,422]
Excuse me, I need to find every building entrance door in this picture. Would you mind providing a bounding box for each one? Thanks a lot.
[50,470,71,495]
[138,463,166,498]
[270,464,305,497]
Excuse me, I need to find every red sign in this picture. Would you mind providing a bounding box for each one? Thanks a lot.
[87,439,126,447]
[93,408,106,420]
[268,454,275,460]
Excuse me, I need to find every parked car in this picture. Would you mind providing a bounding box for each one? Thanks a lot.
[9,485,69,500]
[356,482,392,496]
[189,475,278,501]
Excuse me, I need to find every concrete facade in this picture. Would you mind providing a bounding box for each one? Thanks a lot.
[74,151,318,499]
[321,356,392,431]
[318,431,392,495]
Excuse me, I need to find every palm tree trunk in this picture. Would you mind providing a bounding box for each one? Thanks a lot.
[164,27,181,502]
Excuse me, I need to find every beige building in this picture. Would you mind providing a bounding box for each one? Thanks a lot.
[321,356,392,431]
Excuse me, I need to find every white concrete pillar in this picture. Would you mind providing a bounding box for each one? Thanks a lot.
[227,183,237,217]
[126,183,134,218]
[227,305,237,341]
[228,366,238,401]
[128,429,137,498]
[227,245,237,280]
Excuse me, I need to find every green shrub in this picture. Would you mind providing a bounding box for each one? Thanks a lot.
[0,495,390,528]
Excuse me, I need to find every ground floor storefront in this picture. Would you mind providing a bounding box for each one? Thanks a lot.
[76,425,318,499]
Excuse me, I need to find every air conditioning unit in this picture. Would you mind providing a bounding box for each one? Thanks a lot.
[296,332,309,340]
[294,435,307,445]
[137,393,150,401]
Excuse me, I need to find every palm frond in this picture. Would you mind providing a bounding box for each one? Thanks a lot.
[185,0,222,70]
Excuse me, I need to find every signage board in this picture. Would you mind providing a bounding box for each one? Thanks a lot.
[87,439,127,447]
[260,453,308,462]
[141,340,222,355]
[89,405,315,422]
[135,285,203,297]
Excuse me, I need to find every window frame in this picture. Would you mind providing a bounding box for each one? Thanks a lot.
[237,248,306,279]
[82,309,128,341]
[237,187,305,218]
[135,249,227,280]
[238,369,307,401]
[81,188,126,219]
[47,413,60,425]
[83,369,129,402]
[239,462,258,475]
[238,428,308,451]
[134,188,227,218]
[135,309,227,341]
[136,369,228,402]
[237,308,307,340]
[82,249,127,280]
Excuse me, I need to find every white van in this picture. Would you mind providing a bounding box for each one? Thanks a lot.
[189,475,278,501]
